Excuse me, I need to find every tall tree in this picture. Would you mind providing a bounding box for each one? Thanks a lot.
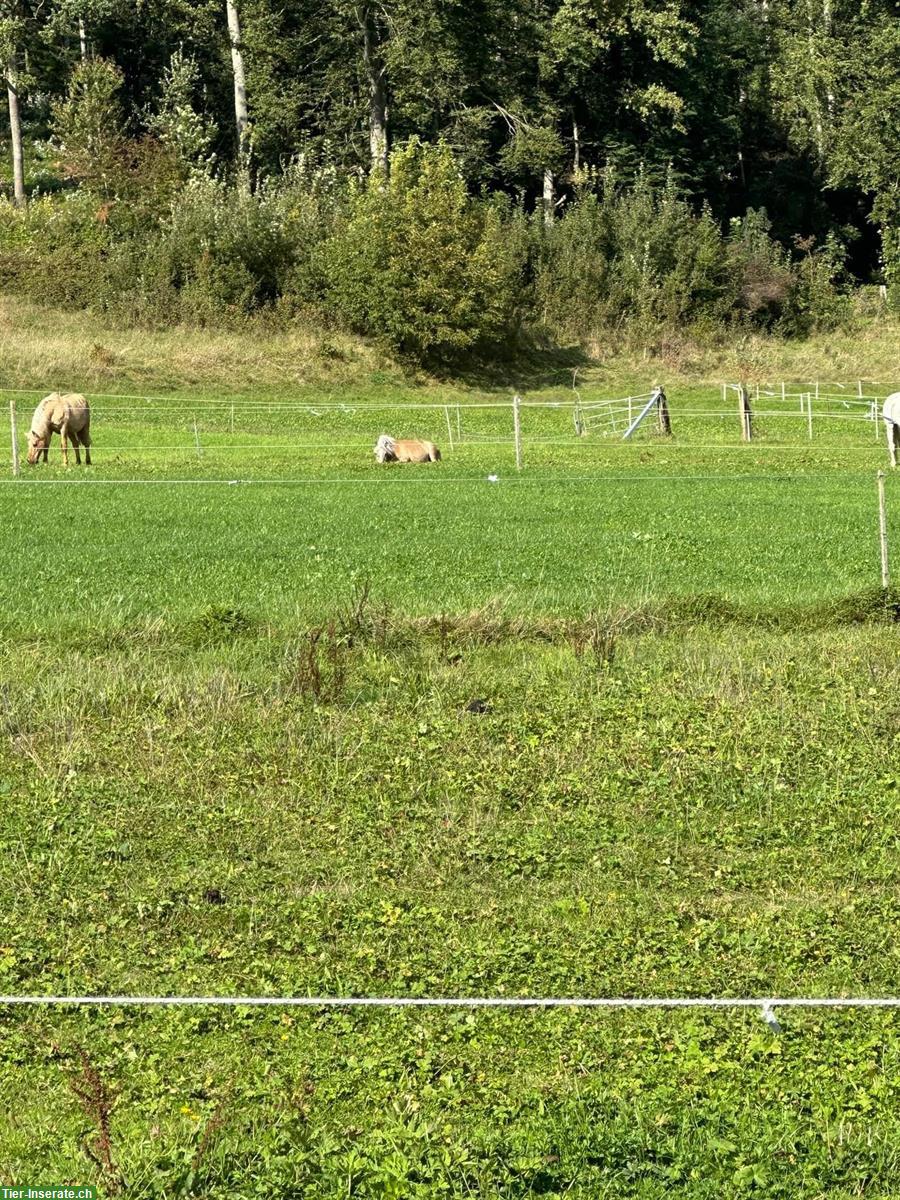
[0,6,26,205]
[5,51,25,204]
[360,1,387,174]
[770,0,900,281]
[225,0,249,157]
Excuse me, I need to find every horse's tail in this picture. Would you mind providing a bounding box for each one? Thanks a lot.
[430,445,441,462]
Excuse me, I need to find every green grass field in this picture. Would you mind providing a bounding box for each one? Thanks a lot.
[2,307,900,1196]
[0,378,896,633]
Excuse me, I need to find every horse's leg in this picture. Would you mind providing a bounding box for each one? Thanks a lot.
[82,424,92,466]
[71,430,81,466]
[60,424,70,467]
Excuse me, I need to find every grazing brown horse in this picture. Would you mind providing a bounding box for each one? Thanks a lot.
[27,393,92,466]
[374,434,441,463]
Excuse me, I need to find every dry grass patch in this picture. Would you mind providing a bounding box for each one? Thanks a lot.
[0,296,397,393]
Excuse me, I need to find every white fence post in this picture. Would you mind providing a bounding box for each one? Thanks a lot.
[513,393,523,470]
[444,405,454,451]
[806,393,813,440]
[193,418,203,459]
[10,400,20,477]
[878,470,890,589]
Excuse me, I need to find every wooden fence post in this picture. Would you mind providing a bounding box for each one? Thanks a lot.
[573,398,584,436]
[878,470,890,589]
[738,383,752,441]
[10,400,20,477]
[655,386,672,436]
[513,393,523,470]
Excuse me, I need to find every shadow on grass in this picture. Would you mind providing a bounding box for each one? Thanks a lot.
[430,338,592,393]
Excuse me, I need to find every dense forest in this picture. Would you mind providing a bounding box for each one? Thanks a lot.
[1,0,898,360]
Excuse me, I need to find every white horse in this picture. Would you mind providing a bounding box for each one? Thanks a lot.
[883,393,900,468]
[374,434,441,463]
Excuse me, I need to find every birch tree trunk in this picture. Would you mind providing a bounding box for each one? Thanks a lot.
[5,53,25,207]
[806,0,825,160]
[361,3,388,175]
[542,167,555,226]
[78,17,87,60]
[225,0,249,158]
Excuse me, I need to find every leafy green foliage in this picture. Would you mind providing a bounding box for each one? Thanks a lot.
[147,49,217,174]
[530,175,849,337]
[50,58,127,195]
[325,141,524,360]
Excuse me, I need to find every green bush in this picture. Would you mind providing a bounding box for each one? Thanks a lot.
[0,141,853,342]
[324,140,525,360]
[725,208,797,329]
[530,176,851,341]
[532,173,737,339]
[0,190,123,307]
[131,176,295,323]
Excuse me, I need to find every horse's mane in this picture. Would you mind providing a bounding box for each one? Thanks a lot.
[374,433,396,461]
[29,394,57,439]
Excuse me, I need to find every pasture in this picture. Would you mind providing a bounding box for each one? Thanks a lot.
[2,364,900,1195]
[0,380,896,634]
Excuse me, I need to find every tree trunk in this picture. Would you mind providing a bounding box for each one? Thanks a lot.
[5,54,25,208]
[361,3,388,175]
[573,120,580,174]
[543,167,554,225]
[806,0,825,160]
[78,16,87,60]
[225,0,250,158]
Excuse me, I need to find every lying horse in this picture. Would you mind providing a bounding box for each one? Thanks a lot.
[27,392,92,467]
[374,434,441,463]
[884,393,900,468]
